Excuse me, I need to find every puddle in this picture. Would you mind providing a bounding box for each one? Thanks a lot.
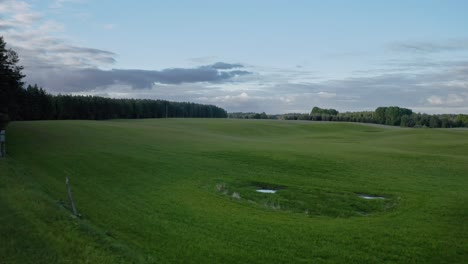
[256,189,277,194]
[358,194,385,200]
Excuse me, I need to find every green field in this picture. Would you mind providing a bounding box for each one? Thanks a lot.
[1,119,467,263]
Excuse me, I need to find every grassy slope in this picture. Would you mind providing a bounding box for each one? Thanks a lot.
[0,119,467,263]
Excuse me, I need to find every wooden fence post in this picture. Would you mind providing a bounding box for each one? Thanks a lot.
[66,177,79,216]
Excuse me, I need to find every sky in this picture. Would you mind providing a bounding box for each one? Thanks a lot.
[1,0,468,114]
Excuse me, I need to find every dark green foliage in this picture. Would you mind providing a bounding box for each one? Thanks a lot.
[374,107,386,124]
[373,106,412,125]
[333,111,376,123]
[228,112,271,119]
[14,87,227,120]
[456,114,468,127]
[305,107,339,121]
[20,84,54,120]
[311,106,339,116]
[429,115,441,128]
[400,115,412,127]
[0,36,25,128]
[274,113,310,120]
[0,113,9,130]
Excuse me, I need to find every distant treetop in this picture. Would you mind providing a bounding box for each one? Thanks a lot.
[311,107,339,116]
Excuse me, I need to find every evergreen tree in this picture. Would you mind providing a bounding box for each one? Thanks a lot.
[0,36,25,128]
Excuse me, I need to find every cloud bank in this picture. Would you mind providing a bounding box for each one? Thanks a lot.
[1,0,468,114]
[0,0,250,91]
[26,64,251,92]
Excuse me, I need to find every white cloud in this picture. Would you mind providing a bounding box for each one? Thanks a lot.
[427,94,465,106]
[317,91,336,98]
[427,95,444,105]
[441,80,468,89]
[0,0,30,13]
[200,92,251,104]
[279,95,296,103]
[0,0,40,29]
[0,0,117,70]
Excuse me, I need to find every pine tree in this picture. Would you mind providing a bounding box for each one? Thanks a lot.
[0,36,25,128]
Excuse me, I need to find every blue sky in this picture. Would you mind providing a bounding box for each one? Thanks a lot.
[1,0,468,113]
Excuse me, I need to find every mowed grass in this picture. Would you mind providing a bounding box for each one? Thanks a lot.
[0,119,467,263]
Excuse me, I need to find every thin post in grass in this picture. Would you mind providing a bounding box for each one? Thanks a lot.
[65,177,79,216]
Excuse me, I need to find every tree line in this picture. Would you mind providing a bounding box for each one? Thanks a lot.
[228,112,272,119]
[0,36,227,129]
[229,106,468,128]
[277,106,468,128]
[13,84,227,122]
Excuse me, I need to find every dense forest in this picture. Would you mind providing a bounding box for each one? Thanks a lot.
[17,84,227,121]
[228,112,272,119]
[1,84,227,129]
[0,36,226,129]
[229,106,468,128]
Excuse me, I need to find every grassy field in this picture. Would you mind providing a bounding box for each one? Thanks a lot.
[0,119,467,263]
